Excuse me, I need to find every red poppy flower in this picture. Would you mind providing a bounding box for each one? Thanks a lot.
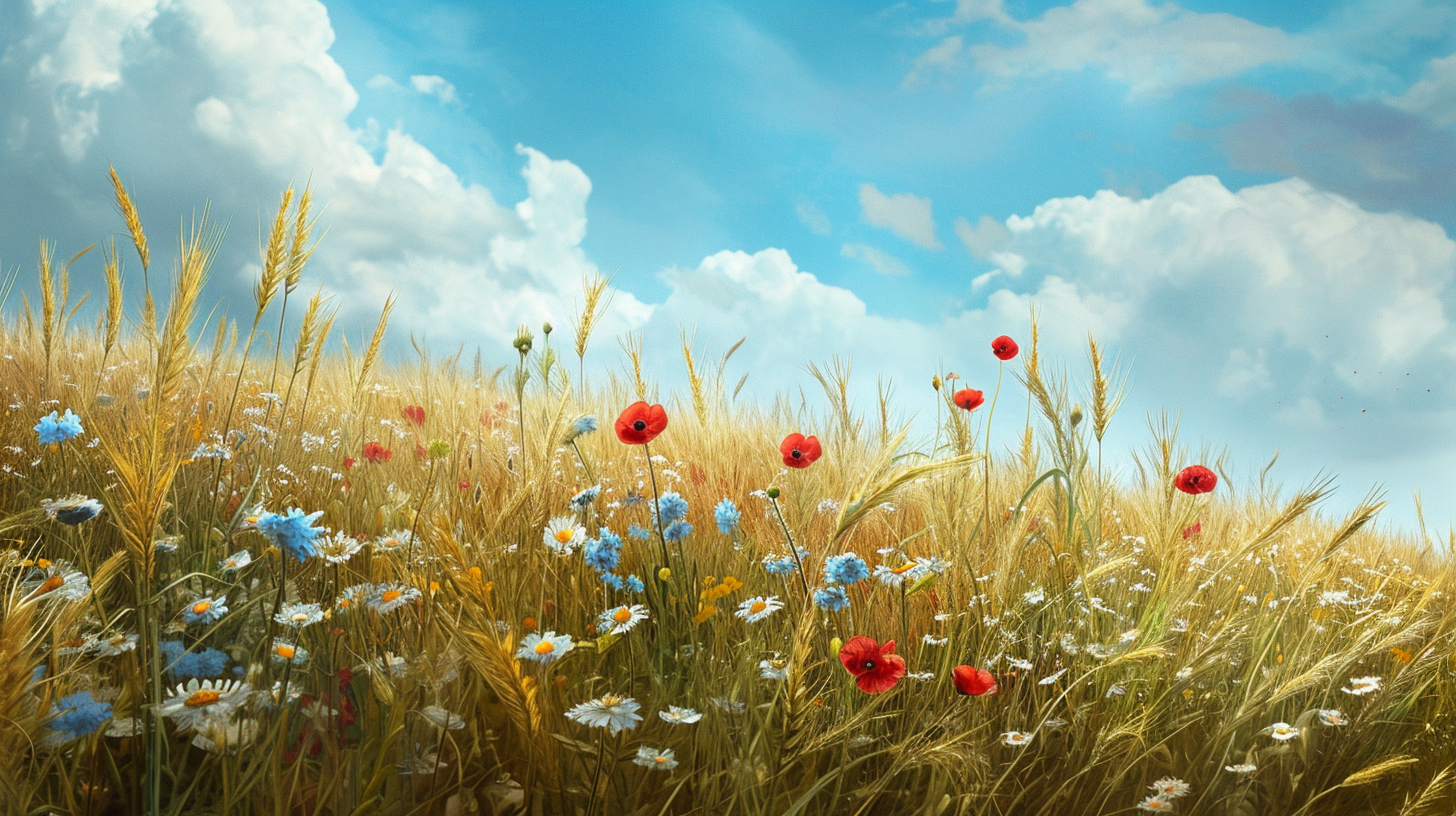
[952,665,998,696]
[838,636,906,694]
[361,442,392,463]
[1174,465,1217,495]
[992,335,1019,360]
[953,388,985,412]
[401,405,425,426]
[414,443,427,459]
[615,402,669,445]
[1182,520,1201,539]
[342,457,355,471]
[780,433,822,469]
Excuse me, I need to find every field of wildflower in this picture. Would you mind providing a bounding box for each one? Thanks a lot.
[2,178,1454,816]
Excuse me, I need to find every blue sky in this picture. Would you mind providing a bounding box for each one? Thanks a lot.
[2,0,1455,537]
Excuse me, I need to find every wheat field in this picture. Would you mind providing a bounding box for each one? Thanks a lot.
[1,179,1454,816]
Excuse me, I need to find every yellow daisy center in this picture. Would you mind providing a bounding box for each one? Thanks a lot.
[654,756,668,764]
[613,608,633,623]
[381,590,403,603]
[555,529,575,543]
[275,645,296,659]
[185,690,221,707]
[534,640,555,655]
[192,601,212,615]
[750,601,767,614]
[892,563,918,574]
[291,613,308,622]
[36,575,64,595]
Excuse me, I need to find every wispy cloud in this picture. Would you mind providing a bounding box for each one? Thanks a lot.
[859,183,942,249]
[841,242,912,276]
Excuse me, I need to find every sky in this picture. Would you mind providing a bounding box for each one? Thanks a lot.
[2,0,1455,539]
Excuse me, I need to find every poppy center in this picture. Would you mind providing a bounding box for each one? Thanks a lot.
[791,449,802,458]
[381,590,403,603]
[534,641,555,654]
[862,660,876,670]
[185,690,221,707]
[633,419,646,431]
[750,601,767,614]
[613,608,632,623]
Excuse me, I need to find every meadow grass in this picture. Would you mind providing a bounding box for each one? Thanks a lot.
[1,182,1454,815]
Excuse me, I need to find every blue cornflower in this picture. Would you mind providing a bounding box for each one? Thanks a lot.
[813,585,851,612]
[583,529,622,573]
[824,553,870,585]
[763,554,799,574]
[601,572,625,590]
[256,507,325,562]
[714,499,741,534]
[171,648,229,678]
[569,415,598,439]
[35,409,83,445]
[46,691,111,744]
[653,492,689,526]
[628,524,652,541]
[625,574,645,593]
[663,520,693,543]
[570,485,601,511]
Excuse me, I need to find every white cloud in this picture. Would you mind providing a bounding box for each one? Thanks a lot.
[5,0,650,350]
[1216,347,1272,398]
[911,0,1298,95]
[903,35,963,87]
[365,73,401,91]
[859,183,942,249]
[410,74,459,105]
[841,242,912,276]
[1389,53,1456,128]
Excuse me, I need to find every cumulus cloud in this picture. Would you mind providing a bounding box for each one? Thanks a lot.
[841,243,912,276]
[1,0,650,354]
[1389,53,1456,128]
[910,0,1297,95]
[859,183,942,249]
[409,74,459,105]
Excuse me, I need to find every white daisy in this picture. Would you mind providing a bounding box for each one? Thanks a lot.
[1038,668,1068,685]
[218,550,253,572]
[374,530,415,554]
[1001,731,1033,747]
[1225,763,1257,774]
[759,657,789,680]
[160,679,249,733]
[517,631,574,665]
[735,595,783,623]
[92,633,139,656]
[633,746,678,770]
[1136,795,1176,812]
[1341,676,1381,696]
[922,634,948,646]
[271,639,309,667]
[274,602,325,629]
[542,516,585,556]
[1318,709,1348,726]
[1265,722,1299,741]
[658,705,702,724]
[317,532,364,564]
[565,694,642,733]
[192,719,257,754]
[1007,657,1034,671]
[369,583,421,614]
[1149,777,1190,798]
[596,604,649,635]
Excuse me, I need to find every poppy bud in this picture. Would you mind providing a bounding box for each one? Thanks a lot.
[932,375,942,391]
[544,599,556,616]
[554,674,568,687]
[542,321,553,336]
[766,487,780,499]
[830,636,842,655]
[427,439,451,458]
[523,616,538,631]
[1070,404,1083,427]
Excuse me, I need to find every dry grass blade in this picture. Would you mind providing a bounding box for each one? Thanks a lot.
[831,426,978,548]
[1401,764,1456,816]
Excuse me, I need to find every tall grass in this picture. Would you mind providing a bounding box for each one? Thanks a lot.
[0,184,1452,816]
